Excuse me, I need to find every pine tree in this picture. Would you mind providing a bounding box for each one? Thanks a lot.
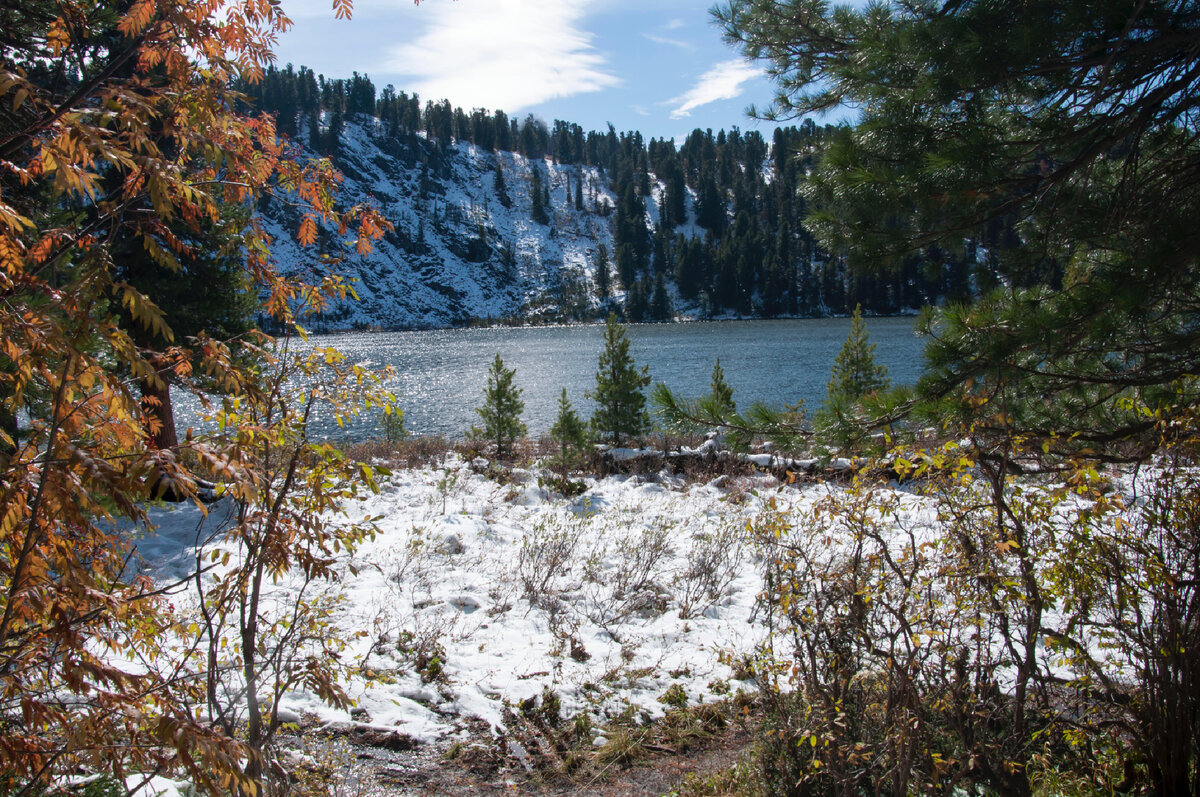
[113,201,257,451]
[709,358,736,414]
[589,314,651,445]
[825,304,889,405]
[719,0,1200,452]
[549,388,588,478]
[530,165,550,225]
[650,271,673,321]
[594,243,612,299]
[627,277,649,322]
[469,354,527,460]
[493,161,512,209]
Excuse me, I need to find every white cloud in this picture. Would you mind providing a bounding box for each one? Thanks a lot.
[642,32,692,50]
[665,18,685,30]
[385,0,619,113]
[667,59,761,119]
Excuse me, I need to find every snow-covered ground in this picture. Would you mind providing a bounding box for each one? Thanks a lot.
[131,448,1152,793]
[136,457,822,747]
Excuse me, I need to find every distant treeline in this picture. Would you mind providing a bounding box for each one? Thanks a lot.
[238,65,1030,320]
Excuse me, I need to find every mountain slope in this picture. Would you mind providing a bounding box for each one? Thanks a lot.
[261,117,626,331]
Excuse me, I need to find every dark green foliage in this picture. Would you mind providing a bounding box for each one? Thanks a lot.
[530,165,550,226]
[650,272,673,322]
[380,406,406,444]
[493,161,512,209]
[824,304,888,406]
[653,381,808,453]
[589,314,650,445]
[594,243,612,299]
[469,354,526,460]
[626,276,649,322]
[548,388,589,478]
[112,200,257,450]
[718,0,1200,454]
[817,307,895,450]
[709,359,735,415]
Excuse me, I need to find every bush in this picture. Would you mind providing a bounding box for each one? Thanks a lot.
[747,448,1135,797]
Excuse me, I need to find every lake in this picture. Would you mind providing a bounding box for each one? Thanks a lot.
[309,316,927,439]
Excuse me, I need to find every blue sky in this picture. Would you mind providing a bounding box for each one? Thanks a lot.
[271,0,844,142]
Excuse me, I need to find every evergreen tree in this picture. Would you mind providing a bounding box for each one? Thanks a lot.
[594,243,612,299]
[615,242,637,290]
[589,314,651,445]
[719,0,1200,451]
[493,161,512,209]
[326,108,344,157]
[625,278,648,322]
[469,354,527,460]
[650,271,673,321]
[113,203,257,451]
[530,165,550,225]
[824,304,889,405]
[709,358,736,414]
[548,388,589,477]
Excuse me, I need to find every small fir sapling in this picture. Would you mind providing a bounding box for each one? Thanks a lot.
[468,354,527,461]
[549,389,588,479]
[589,314,651,446]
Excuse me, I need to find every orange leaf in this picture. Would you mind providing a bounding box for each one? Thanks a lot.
[297,215,318,247]
[118,0,156,37]
[47,17,71,55]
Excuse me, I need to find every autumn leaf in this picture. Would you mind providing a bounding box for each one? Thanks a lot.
[118,0,156,37]
[297,214,318,247]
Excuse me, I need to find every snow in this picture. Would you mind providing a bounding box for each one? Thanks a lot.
[254,116,746,331]
[260,119,630,331]
[134,456,801,744]
[130,451,1141,769]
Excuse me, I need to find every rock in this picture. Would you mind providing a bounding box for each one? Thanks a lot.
[439,533,465,555]
[275,707,302,725]
[448,594,481,614]
[349,726,419,752]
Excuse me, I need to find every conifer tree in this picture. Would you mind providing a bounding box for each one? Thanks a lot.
[549,388,589,477]
[627,277,649,322]
[825,304,889,405]
[589,314,651,445]
[530,165,550,225]
[493,161,512,209]
[709,358,736,414]
[469,354,527,460]
[719,0,1200,452]
[651,272,673,321]
[594,243,612,299]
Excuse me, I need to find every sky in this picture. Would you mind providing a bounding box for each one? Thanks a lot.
[270,0,845,143]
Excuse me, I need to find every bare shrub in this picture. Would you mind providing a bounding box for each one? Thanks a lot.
[675,520,745,619]
[345,434,453,469]
[517,515,584,608]
[581,520,675,626]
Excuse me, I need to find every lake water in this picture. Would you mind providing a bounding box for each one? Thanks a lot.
[312,316,927,439]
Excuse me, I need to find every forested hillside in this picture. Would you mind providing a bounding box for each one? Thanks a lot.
[240,66,999,330]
